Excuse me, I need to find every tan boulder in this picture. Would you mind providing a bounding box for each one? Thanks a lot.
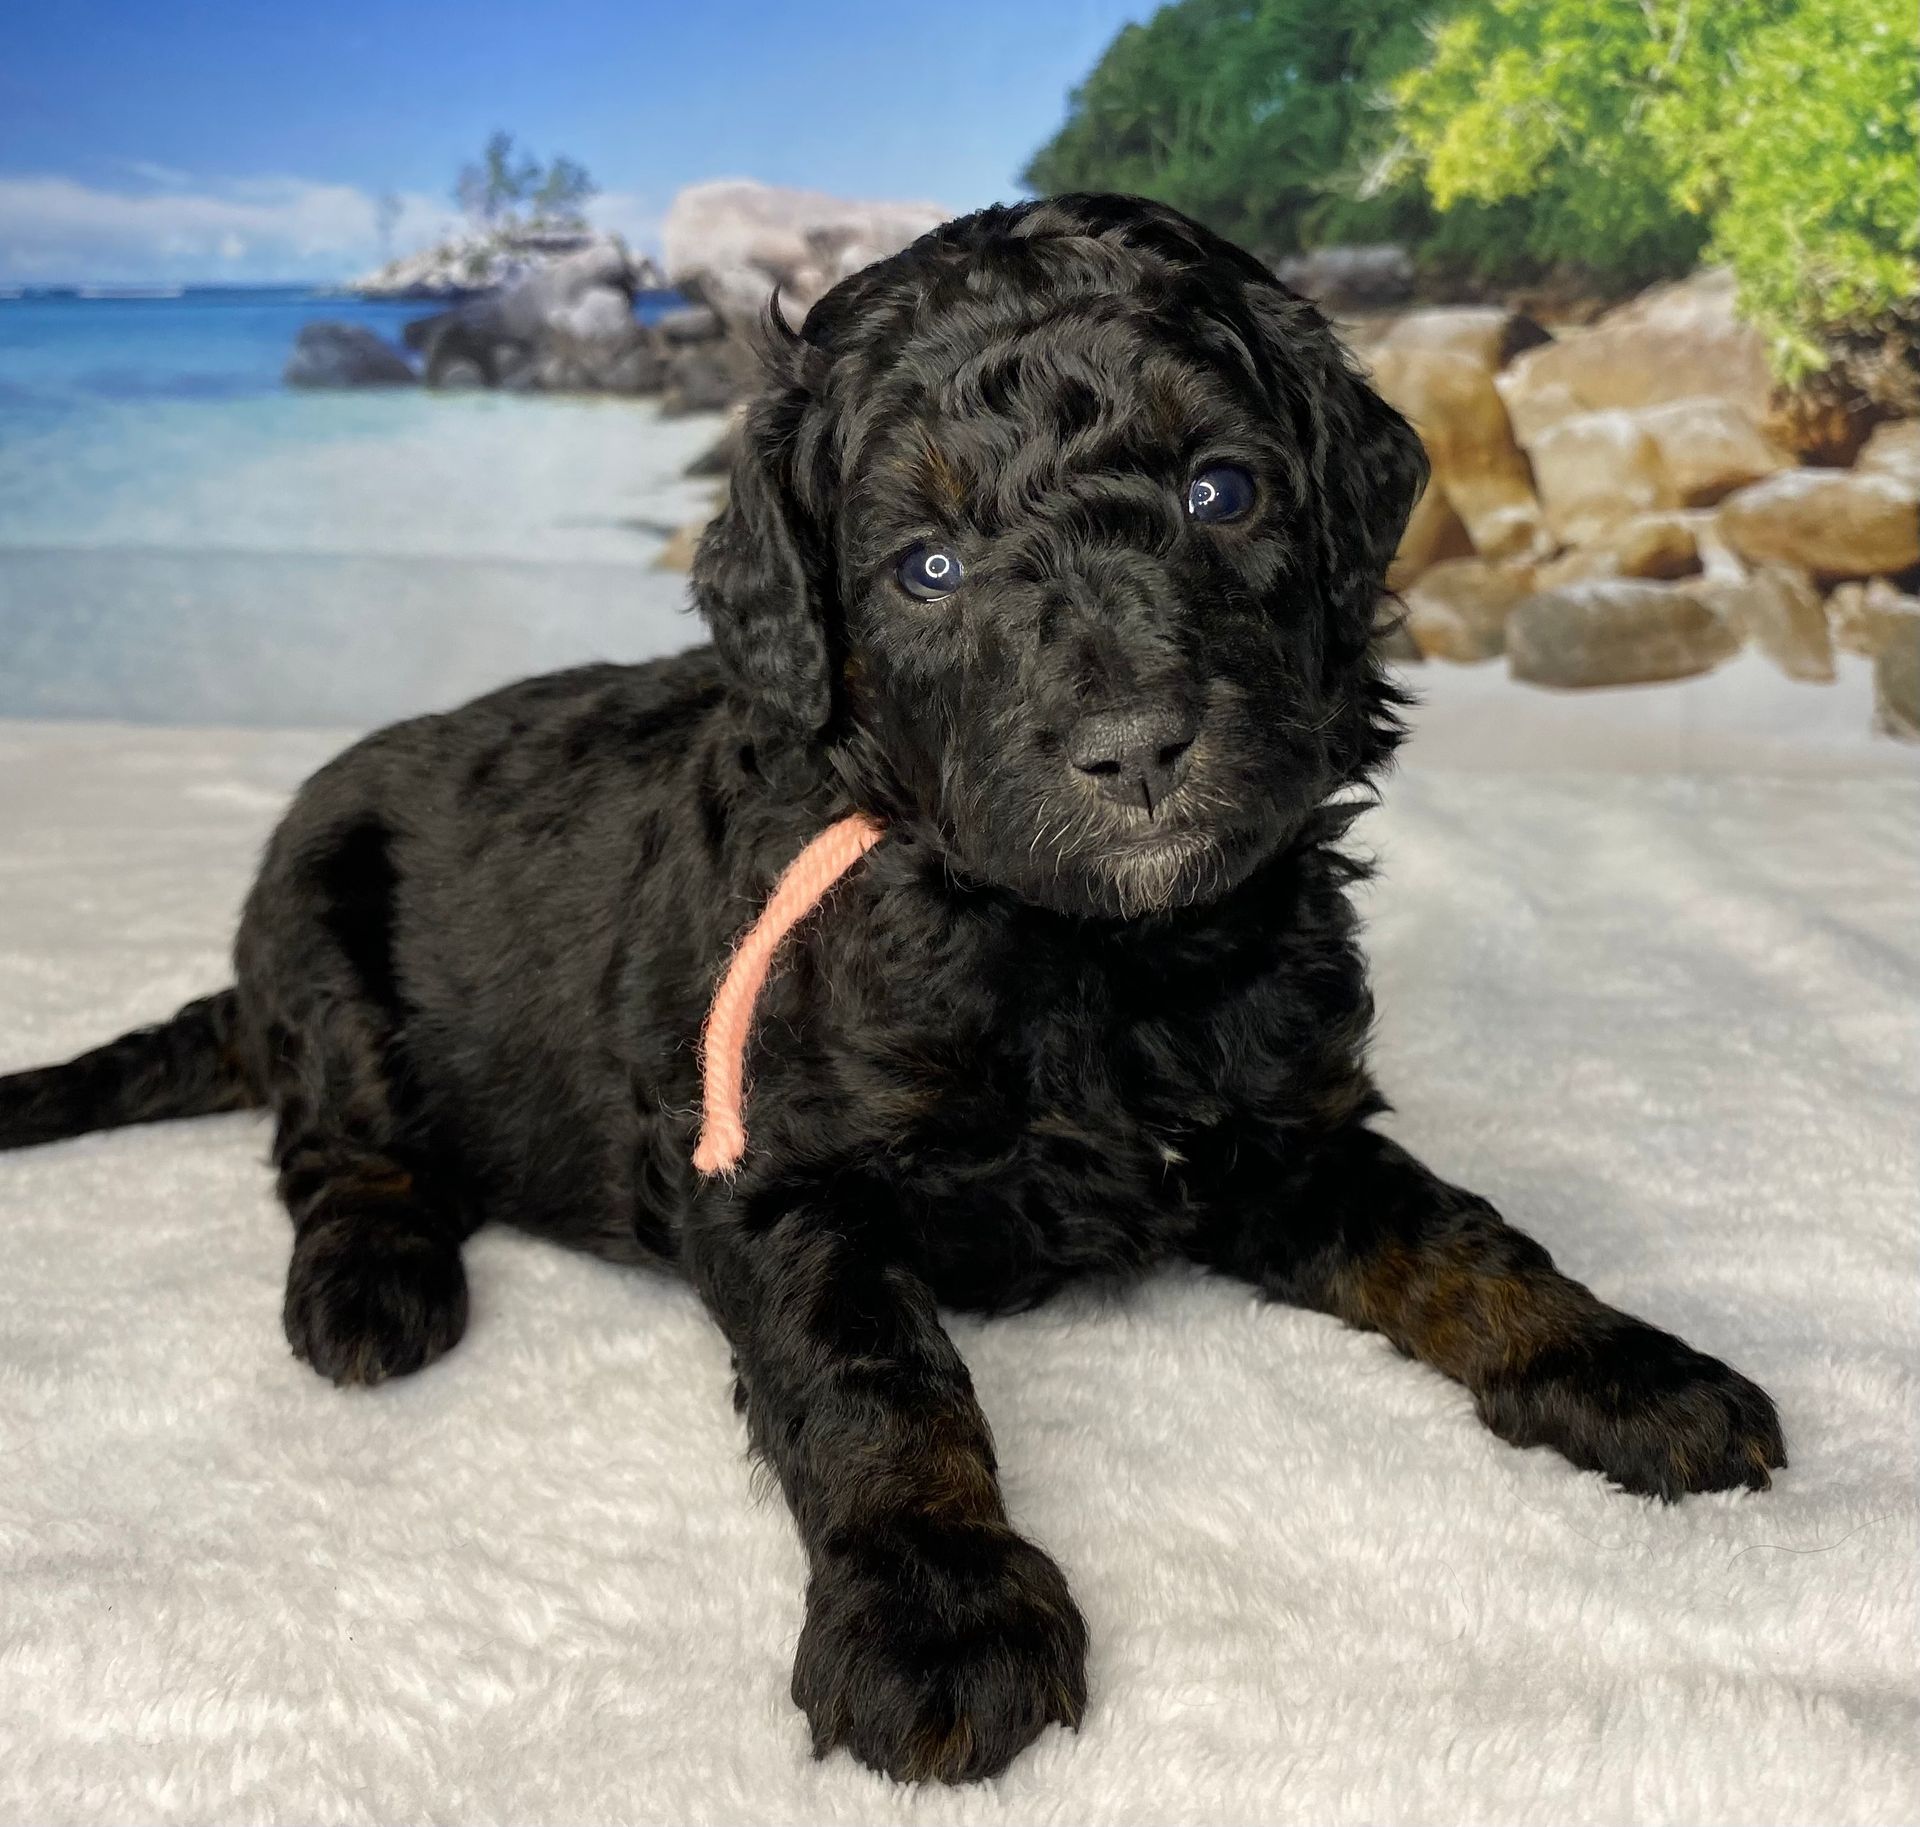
[1402,558,1536,662]
[1495,366,1586,446]
[1368,347,1548,562]
[1531,513,1705,591]
[1716,469,1920,579]
[1528,411,1681,546]
[1607,512,1705,581]
[1633,397,1791,506]
[1701,567,1834,682]
[1507,581,1739,688]
[1375,307,1551,375]
[1386,484,1475,590]
[1854,419,1920,492]
[1499,268,1774,423]
[1827,578,1920,657]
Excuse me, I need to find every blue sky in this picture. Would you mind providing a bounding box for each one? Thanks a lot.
[0,0,1150,283]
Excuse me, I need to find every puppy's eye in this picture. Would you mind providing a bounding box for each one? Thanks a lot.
[1186,465,1257,524]
[897,544,967,601]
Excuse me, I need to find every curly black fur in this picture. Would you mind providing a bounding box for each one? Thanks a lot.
[0,196,1782,1784]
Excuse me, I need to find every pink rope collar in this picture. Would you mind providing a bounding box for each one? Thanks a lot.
[692,812,887,1176]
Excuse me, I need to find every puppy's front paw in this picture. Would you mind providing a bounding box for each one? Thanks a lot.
[792,1518,1088,1784]
[283,1212,468,1387]
[1478,1319,1785,1501]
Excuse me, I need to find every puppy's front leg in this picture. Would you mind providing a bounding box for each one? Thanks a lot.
[687,1180,1086,1784]
[1190,1125,1784,1500]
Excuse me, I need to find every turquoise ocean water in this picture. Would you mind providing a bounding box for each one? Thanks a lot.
[0,288,713,728]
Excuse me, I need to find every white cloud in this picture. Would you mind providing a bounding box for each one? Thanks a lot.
[119,160,194,189]
[0,173,462,283]
[0,171,671,285]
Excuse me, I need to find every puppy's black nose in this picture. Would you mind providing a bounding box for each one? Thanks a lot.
[1067,704,1198,815]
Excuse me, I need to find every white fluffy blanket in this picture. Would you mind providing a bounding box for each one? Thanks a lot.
[2,668,1915,1826]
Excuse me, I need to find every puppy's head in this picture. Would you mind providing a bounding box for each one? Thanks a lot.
[694,194,1426,919]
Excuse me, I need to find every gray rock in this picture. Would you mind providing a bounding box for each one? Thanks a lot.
[1828,578,1920,657]
[1507,581,1740,688]
[662,341,752,415]
[415,318,510,388]
[283,321,416,388]
[399,241,666,396]
[596,335,667,396]
[552,284,637,342]
[1701,567,1834,682]
[1875,618,1920,739]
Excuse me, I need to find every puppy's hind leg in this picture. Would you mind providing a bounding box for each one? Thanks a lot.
[243,822,474,1389]
[278,1113,471,1388]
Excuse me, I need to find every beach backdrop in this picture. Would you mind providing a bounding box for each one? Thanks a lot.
[2,0,1916,740]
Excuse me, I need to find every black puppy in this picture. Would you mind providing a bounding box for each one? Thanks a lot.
[0,195,1782,1785]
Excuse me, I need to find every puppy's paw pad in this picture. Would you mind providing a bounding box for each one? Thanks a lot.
[1480,1321,1784,1501]
[793,1522,1087,1784]
[283,1213,468,1387]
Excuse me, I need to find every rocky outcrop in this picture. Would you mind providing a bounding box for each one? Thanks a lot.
[662,180,948,332]
[401,240,661,395]
[350,226,663,300]
[337,183,947,406]
[1362,261,1917,733]
[283,322,416,388]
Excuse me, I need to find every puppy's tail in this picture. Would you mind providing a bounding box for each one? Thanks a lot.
[0,989,263,1151]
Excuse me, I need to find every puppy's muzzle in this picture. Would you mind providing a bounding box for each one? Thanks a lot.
[1066,703,1198,817]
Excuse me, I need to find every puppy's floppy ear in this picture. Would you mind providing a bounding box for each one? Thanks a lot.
[691,380,836,777]
[1245,286,1429,654]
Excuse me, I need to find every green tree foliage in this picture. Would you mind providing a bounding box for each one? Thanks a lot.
[455,131,597,231]
[1672,0,1919,374]
[1389,0,1727,285]
[1021,0,1434,257]
[1391,0,1919,371]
